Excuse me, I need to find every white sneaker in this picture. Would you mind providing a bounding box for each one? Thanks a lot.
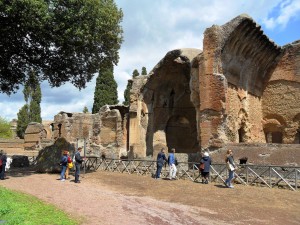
[60,179,65,182]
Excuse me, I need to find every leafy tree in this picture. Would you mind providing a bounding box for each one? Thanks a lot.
[141,67,147,75]
[83,106,89,113]
[92,65,118,113]
[0,0,123,94]
[16,70,42,138]
[0,117,13,139]
[132,69,140,78]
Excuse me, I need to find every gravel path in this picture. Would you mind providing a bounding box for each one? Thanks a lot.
[1,169,300,225]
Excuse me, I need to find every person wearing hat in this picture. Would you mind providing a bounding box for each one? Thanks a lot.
[59,150,68,181]
[199,151,212,184]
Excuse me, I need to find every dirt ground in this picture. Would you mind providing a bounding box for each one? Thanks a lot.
[0,169,299,225]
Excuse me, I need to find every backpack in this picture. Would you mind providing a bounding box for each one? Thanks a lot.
[67,156,72,163]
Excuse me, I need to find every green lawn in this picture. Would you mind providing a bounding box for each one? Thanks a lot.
[0,186,79,225]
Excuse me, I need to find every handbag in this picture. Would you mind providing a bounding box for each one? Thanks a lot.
[200,163,205,170]
[68,162,73,169]
[227,162,235,171]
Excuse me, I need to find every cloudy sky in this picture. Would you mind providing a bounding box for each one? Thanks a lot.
[1,0,300,121]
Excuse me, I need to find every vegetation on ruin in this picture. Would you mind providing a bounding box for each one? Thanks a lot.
[92,64,118,113]
[0,117,13,139]
[0,0,123,95]
[16,70,42,139]
[0,187,79,225]
[123,67,147,105]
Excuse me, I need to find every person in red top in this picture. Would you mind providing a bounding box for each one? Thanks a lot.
[65,151,72,180]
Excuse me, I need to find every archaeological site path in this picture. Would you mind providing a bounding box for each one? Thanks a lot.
[1,169,299,225]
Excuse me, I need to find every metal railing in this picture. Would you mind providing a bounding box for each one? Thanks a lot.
[83,157,300,191]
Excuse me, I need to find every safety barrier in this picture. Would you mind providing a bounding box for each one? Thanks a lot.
[83,157,300,191]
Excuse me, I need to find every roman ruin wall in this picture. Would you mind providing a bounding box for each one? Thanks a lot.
[262,41,300,144]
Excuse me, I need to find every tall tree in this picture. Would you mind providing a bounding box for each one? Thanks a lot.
[123,80,132,106]
[16,105,29,139]
[0,0,123,94]
[141,67,147,75]
[16,70,42,138]
[92,65,118,113]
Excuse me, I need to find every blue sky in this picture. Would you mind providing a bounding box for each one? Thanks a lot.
[0,0,300,121]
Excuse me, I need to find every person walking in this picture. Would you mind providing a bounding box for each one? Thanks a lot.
[60,151,68,181]
[200,152,212,184]
[74,147,85,183]
[168,148,177,180]
[155,148,167,179]
[0,150,7,180]
[225,149,236,188]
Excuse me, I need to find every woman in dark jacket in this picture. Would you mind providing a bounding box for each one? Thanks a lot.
[200,152,212,184]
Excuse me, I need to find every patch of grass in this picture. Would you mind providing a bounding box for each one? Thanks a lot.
[0,187,79,225]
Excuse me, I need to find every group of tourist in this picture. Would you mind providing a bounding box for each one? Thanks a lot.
[155,148,237,188]
[155,148,177,180]
[59,147,85,183]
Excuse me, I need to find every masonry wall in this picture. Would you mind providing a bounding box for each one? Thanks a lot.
[262,41,300,143]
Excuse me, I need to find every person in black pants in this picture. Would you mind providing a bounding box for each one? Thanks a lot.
[155,148,167,179]
[74,147,85,183]
[0,150,7,180]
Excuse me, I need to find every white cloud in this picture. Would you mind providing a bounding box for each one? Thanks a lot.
[263,0,300,29]
[1,0,299,121]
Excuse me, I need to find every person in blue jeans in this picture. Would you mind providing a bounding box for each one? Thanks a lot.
[225,149,236,188]
[74,147,85,183]
[155,148,167,179]
[60,151,68,181]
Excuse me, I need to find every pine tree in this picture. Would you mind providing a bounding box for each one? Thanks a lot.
[83,106,89,113]
[16,70,42,138]
[141,67,147,75]
[92,65,118,113]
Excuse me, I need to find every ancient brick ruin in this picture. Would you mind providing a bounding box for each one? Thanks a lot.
[3,14,299,164]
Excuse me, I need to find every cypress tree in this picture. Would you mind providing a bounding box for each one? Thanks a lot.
[123,80,132,106]
[92,65,118,113]
[16,70,42,138]
[16,105,29,139]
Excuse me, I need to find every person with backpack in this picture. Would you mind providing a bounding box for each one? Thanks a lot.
[59,151,68,181]
[0,150,7,180]
[199,152,212,184]
[155,148,167,179]
[74,147,85,183]
[168,148,177,180]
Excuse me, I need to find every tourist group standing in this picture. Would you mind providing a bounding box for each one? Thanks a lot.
[59,147,84,183]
